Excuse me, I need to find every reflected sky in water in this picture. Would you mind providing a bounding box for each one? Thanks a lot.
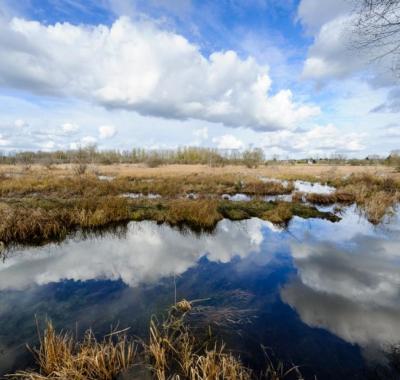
[0,218,272,289]
[0,207,399,379]
[282,211,400,361]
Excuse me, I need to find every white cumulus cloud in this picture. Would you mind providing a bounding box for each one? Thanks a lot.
[0,16,319,131]
[212,134,244,150]
[14,119,27,128]
[0,133,10,146]
[262,124,365,155]
[297,0,350,33]
[40,140,56,150]
[99,125,117,139]
[81,136,97,146]
[299,1,397,87]
[301,15,367,82]
[62,122,80,134]
[193,127,208,140]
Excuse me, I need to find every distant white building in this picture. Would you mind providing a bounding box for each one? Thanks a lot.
[366,154,382,160]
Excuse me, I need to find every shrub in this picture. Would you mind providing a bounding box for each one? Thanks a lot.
[145,156,163,168]
[242,148,265,168]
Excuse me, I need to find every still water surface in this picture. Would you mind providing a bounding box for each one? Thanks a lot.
[0,206,399,379]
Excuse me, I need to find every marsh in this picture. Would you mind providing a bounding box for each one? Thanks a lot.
[2,0,400,376]
[1,201,400,379]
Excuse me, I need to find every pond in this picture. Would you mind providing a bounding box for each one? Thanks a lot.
[0,206,399,379]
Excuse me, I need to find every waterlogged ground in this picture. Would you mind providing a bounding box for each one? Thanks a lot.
[0,206,400,379]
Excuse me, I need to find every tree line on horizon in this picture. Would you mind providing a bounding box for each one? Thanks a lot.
[0,146,399,168]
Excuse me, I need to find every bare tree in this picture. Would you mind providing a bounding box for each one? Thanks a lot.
[352,0,400,74]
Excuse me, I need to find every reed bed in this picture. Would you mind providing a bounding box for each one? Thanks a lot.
[8,301,303,380]
[303,173,400,224]
[0,197,131,246]
[0,173,293,198]
[1,168,398,246]
[165,199,222,229]
[8,321,136,380]
[261,204,293,225]
[0,197,337,247]
[147,300,253,380]
[337,174,400,223]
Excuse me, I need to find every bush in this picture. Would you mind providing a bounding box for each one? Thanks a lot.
[242,148,265,168]
[145,156,164,168]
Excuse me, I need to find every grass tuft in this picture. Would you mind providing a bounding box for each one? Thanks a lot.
[8,321,136,380]
[262,203,293,224]
[0,197,131,246]
[165,199,222,229]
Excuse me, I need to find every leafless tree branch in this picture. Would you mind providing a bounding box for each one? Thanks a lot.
[351,0,400,73]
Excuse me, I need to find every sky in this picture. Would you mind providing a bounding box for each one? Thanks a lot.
[0,0,399,158]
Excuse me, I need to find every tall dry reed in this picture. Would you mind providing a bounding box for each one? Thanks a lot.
[8,301,304,380]
[8,321,136,380]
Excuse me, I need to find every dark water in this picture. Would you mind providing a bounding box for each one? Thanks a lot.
[0,206,400,379]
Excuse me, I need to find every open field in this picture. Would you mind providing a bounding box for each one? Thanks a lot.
[71,163,400,179]
[0,163,399,248]
[1,163,399,180]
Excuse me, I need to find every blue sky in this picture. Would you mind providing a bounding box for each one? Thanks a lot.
[0,0,399,158]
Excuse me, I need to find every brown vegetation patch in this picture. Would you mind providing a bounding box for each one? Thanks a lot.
[0,197,338,248]
[305,193,337,205]
[336,173,400,223]
[0,173,294,199]
[8,321,136,380]
[165,199,222,229]
[262,203,293,224]
[8,302,302,380]
[0,197,131,246]
[1,166,399,246]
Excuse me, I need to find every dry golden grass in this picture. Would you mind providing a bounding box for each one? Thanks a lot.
[48,163,398,179]
[189,346,251,380]
[335,173,400,223]
[8,321,136,380]
[73,197,131,228]
[165,199,222,229]
[296,172,400,223]
[146,301,298,380]
[0,203,69,245]
[8,301,303,380]
[305,193,337,205]
[0,197,131,246]
[2,163,397,182]
[0,171,294,198]
[1,164,398,200]
[1,164,398,246]
[362,191,398,224]
[262,203,293,224]
[0,195,338,247]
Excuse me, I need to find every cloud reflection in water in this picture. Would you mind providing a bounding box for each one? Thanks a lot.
[0,219,275,290]
[281,208,400,351]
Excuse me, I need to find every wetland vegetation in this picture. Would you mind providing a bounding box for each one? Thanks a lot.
[0,158,399,248]
[1,201,400,379]
[1,0,400,377]
[8,300,303,380]
[1,154,400,379]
